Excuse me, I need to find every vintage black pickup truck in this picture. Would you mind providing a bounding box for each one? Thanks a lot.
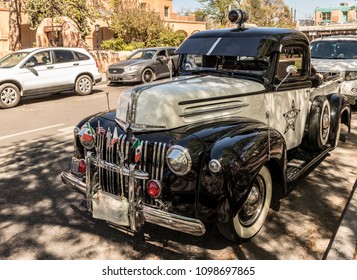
[61,10,352,242]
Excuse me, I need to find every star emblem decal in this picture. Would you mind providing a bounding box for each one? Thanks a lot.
[283,100,300,134]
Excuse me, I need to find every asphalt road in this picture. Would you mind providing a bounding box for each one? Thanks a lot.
[0,82,356,260]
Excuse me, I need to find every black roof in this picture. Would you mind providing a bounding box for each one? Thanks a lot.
[176,27,309,57]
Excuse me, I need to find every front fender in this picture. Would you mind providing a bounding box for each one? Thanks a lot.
[198,122,286,223]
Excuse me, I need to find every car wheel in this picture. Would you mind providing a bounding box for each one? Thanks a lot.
[308,95,331,151]
[141,68,155,83]
[217,165,272,242]
[0,83,20,109]
[75,75,93,96]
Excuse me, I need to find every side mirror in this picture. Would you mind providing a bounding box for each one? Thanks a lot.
[276,65,298,91]
[286,65,297,75]
[25,61,35,67]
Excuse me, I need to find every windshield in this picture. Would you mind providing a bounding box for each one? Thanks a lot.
[311,40,357,59]
[127,50,156,60]
[0,52,30,68]
[179,54,270,76]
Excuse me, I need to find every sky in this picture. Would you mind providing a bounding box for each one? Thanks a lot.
[172,0,357,20]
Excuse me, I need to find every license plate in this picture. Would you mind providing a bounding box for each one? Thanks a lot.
[92,191,129,226]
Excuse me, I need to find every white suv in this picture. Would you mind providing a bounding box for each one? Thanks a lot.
[311,36,357,105]
[0,47,102,108]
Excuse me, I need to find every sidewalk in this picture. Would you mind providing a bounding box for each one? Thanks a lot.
[324,179,357,259]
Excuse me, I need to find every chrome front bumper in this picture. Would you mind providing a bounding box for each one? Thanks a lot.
[60,170,206,236]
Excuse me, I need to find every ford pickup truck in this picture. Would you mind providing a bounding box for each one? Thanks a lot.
[61,10,351,242]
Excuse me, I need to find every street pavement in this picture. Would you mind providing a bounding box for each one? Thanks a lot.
[324,178,357,260]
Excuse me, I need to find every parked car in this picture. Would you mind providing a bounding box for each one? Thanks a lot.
[0,47,102,109]
[61,10,351,243]
[311,35,357,105]
[107,47,178,84]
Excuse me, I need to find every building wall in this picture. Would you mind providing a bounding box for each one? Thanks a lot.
[0,0,206,52]
[0,7,9,51]
[315,5,357,25]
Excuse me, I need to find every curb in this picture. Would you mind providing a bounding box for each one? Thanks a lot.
[324,179,357,259]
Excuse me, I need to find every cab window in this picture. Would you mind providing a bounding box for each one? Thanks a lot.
[276,46,307,83]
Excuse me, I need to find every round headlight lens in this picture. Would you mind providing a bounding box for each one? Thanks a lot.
[166,145,192,176]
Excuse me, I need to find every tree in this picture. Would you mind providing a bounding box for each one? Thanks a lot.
[240,0,295,28]
[196,0,294,28]
[9,0,22,51]
[100,0,184,47]
[197,0,242,27]
[24,0,94,37]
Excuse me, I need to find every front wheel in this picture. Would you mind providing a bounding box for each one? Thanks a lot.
[0,83,20,109]
[217,165,272,242]
[75,75,93,96]
[141,68,155,83]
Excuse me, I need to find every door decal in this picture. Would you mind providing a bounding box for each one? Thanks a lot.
[283,100,300,134]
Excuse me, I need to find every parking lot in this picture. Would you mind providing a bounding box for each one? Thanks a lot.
[0,83,356,260]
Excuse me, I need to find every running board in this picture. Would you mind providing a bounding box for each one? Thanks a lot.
[287,145,332,184]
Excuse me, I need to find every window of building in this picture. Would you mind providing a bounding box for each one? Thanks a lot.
[322,12,331,21]
[164,6,169,17]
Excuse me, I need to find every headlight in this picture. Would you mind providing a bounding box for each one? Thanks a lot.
[345,71,357,81]
[166,145,192,176]
[124,65,140,72]
[78,123,95,150]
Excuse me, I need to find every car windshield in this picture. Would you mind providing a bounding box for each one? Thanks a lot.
[127,50,156,60]
[0,52,30,68]
[179,54,270,76]
[311,40,357,59]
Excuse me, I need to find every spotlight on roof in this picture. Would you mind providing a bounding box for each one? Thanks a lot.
[228,9,249,28]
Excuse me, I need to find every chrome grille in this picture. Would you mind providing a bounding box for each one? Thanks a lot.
[108,69,124,74]
[94,131,167,203]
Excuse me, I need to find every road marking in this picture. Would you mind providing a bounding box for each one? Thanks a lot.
[0,123,65,140]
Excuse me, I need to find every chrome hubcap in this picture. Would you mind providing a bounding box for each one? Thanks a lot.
[239,175,265,226]
[1,88,16,105]
[79,78,91,93]
[321,106,330,140]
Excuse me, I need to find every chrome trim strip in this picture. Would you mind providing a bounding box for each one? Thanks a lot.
[129,164,136,231]
[180,103,249,118]
[93,158,149,180]
[86,155,92,211]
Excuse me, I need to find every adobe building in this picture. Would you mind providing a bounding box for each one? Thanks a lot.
[0,0,206,52]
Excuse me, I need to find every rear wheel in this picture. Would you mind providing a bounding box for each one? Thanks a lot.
[0,83,20,109]
[75,75,93,96]
[217,165,272,242]
[308,95,331,151]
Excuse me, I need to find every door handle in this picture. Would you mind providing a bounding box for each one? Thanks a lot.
[47,66,54,69]
[73,63,79,66]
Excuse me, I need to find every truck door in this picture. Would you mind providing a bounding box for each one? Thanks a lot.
[268,44,312,150]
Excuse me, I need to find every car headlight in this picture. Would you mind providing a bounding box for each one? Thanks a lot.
[124,65,140,72]
[345,71,357,81]
[166,145,192,176]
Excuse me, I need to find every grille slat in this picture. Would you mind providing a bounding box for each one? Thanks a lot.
[93,130,167,204]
